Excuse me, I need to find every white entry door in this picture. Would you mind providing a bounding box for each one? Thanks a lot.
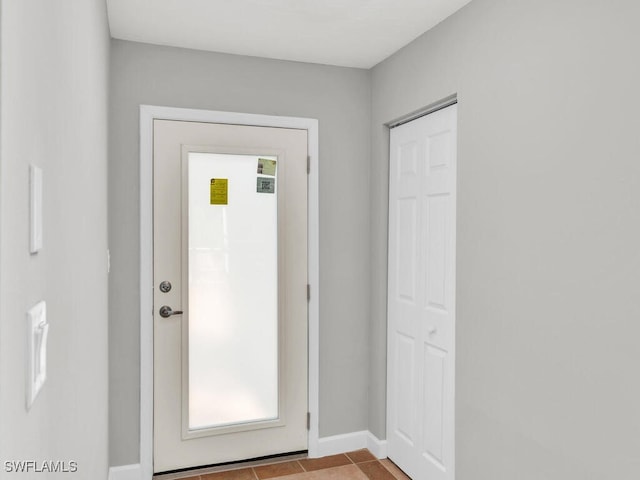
[387,104,457,480]
[153,119,308,473]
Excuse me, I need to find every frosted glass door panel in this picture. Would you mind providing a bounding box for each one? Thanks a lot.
[187,152,278,431]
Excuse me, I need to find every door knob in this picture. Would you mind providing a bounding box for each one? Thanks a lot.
[159,305,183,318]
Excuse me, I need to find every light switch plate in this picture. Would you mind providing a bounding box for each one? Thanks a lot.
[30,165,43,253]
[26,301,48,409]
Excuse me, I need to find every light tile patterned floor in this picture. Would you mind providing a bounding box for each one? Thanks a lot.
[160,451,411,480]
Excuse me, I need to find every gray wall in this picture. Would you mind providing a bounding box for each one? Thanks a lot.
[109,40,371,465]
[0,0,110,478]
[370,0,640,478]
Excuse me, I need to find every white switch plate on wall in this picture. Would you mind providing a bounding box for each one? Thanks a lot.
[30,165,43,253]
[26,301,48,409]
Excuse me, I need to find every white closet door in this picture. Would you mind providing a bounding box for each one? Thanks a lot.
[387,104,457,480]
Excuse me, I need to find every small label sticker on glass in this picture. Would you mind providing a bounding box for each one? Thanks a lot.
[257,177,275,194]
[210,178,228,205]
[257,158,277,176]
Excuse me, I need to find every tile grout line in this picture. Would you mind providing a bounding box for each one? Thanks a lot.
[350,454,373,479]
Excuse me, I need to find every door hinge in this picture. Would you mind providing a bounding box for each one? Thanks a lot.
[307,412,311,430]
[307,156,311,174]
[307,284,311,302]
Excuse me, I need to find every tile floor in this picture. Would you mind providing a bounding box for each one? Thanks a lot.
[160,451,411,480]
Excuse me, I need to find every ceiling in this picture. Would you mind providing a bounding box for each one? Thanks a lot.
[106,0,473,69]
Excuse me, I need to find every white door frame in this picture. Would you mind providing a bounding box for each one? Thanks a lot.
[139,105,320,479]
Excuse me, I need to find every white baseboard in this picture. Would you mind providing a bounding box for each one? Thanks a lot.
[108,464,142,480]
[366,431,388,459]
[316,431,387,459]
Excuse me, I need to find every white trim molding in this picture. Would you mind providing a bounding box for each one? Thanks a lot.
[316,431,388,459]
[366,431,389,459]
[139,105,320,478]
[108,464,142,480]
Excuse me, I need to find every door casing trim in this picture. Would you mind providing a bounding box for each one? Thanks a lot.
[139,105,320,479]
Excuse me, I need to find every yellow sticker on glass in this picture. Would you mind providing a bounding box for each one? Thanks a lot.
[210,178,228,205]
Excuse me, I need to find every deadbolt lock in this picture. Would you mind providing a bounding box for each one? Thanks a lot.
[159,281,172,293]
